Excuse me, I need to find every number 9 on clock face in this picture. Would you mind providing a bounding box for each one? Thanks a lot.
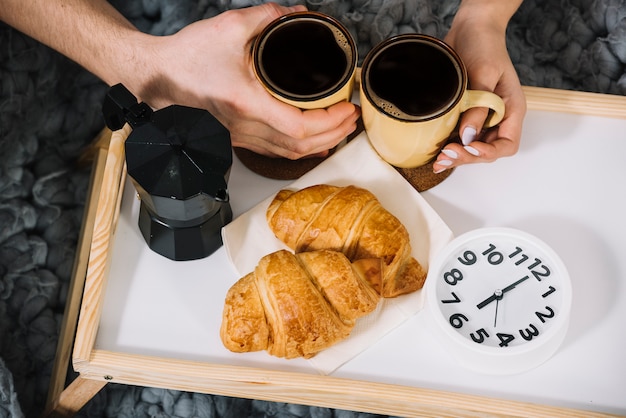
[425,227,572,375]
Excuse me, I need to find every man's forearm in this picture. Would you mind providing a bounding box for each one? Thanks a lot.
[0,0,150,88]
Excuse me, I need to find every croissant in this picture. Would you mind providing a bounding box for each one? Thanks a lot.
[220,249,382,359]
[266,184,426,297]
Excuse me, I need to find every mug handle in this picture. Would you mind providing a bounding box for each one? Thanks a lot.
[462,90,506,128]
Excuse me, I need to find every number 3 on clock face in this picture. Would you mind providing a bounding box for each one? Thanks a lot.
[425,227,572,375]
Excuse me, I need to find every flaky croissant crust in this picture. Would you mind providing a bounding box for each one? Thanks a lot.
[266,184,426,297]
[220,249,381,359]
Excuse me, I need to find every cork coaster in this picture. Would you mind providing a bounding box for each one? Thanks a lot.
[234,147,335,180]
[394,129,461,192]
[234,118,365,181]
[394,163,454,192]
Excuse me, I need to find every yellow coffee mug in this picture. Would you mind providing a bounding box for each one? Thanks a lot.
[360,34,505,168]
[252,11,357,110]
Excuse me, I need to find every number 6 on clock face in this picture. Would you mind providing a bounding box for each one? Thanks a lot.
[425,227,572,375]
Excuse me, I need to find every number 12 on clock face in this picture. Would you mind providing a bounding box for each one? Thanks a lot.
[425,228,572,374]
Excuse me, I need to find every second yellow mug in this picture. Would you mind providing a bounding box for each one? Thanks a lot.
[360,34,505,168]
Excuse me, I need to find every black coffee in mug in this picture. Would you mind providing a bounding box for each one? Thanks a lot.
[359,34,505,168]
[363,36,464,121]
[254,13,356,102]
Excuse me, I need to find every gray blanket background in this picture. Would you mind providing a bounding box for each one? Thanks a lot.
[0,0,624,417]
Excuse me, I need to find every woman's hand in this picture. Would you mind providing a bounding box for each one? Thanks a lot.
[433,0,526,173]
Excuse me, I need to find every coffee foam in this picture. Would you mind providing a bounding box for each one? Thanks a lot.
[362,38,463,121]
[368,88,460,121]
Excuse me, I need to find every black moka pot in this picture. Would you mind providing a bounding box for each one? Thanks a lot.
[102,84,233,261]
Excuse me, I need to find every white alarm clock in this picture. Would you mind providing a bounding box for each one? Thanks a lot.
[425,227,572,375]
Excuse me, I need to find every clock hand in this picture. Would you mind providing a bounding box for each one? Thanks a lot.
[493,289,503,327]
[501,275,530,293]
[476,275,530,309]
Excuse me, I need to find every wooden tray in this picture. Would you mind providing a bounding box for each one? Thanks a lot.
[48,87,626,417]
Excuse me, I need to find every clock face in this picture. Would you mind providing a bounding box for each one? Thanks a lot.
[425,228,572,374]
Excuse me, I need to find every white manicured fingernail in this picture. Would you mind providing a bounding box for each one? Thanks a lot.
[441,149,458,159]
[464,145,480,156]
[461,127,477,145]
[434,158,453,174]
